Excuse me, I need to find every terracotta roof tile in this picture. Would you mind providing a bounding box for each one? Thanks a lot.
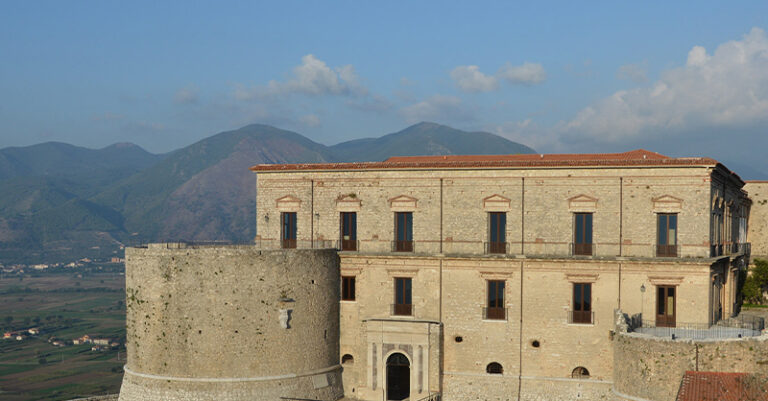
[676,371,768,401]
[250,149,720,172]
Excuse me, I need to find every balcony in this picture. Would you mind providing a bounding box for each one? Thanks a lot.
[632,315,764,339]
[484,241,508,255]
[392,240,414,253]
[392,303,413,316]
[570,242,594,256]
[567,310,594,325]
[483,307,507,320]
[252,239,336,250]
[339,239,359,252]
[655,244,679,258]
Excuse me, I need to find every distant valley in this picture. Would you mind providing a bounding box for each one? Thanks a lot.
[0,122,535,264]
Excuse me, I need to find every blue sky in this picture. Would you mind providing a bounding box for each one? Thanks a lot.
[2,1,768,175]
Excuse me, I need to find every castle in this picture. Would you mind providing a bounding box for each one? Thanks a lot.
[118,149,768,401]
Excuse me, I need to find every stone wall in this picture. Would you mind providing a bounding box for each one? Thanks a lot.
[745,181,768,259]
[613,332,768,401]
[119,245,344,401]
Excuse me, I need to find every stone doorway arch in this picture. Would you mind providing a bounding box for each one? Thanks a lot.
[386,352,410,400]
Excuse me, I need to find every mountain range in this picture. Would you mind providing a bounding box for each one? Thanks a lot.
[0,122,535,264]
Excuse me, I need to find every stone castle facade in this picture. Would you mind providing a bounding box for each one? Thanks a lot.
[119,149,767,401]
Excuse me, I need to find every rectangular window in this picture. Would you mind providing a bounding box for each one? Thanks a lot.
[488,212,507,254]
[656,285,676,327]
[572,283,592,324]
[485,280,506,320]
[281,212,297,249]
[341,276,356,301]
[393,277,412,315]
[340,212,357,251]
[573,213,593,256]
[394,212,413,252]
[657,213,678,257]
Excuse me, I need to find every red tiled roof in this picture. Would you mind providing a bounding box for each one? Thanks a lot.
[250,149,720,172]
[676,371,768,401]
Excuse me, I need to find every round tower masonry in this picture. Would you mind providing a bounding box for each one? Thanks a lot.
[118,244,343,401]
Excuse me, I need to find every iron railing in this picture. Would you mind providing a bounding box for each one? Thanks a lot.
[633,316,764,339]
[655,244,680,257]
[337,239,359,252]
[414,392,441,401]
[392,303,413,316]
[570,242,594,256]
[392,240,414,253]
[484,241,508,254]
[567,310,594,324]
[483,307,508,321]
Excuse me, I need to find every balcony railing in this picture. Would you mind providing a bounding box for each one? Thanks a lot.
[633,316,764,339]
[392,240,414,253]
[567,310,594,324]
[570,242,594,256]
[738,242,751,255]
[392,303,413,316]
[484,241,508,255]
[338,239,359,252]
[252,239,336,250]
[483,307,507,320]
[655,244,679,257]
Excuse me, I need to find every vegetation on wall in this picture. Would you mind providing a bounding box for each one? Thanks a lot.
[743,258,768,304]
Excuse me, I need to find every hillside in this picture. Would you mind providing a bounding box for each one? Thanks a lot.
[0,122,535,263]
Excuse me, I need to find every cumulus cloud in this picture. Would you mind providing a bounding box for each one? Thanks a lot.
[174,86,199,104]
[498,62,547,85]
[299,114,321,127]
[563,27,768,143]
[263,54,367,97]
[400,95,474,123]
[450,62,546,92]
[616,61,649,83]
[450,65,499,92]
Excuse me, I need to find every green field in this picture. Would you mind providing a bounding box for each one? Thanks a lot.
[0,270,125,400]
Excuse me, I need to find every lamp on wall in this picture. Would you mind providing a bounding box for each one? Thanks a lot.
[640,284,646,293]
[264,214,269,222]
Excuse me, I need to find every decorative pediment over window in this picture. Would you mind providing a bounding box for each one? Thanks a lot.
[565,273,599,283]
[275,195,302,212]
[482,194,511,211]
[388,195,418,211]
[568,194,598,212]
[336,194,361,212]
[652,195,683,213]
[647,276,683,285]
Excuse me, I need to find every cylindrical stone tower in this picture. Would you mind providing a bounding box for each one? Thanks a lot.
[118,244,343,401]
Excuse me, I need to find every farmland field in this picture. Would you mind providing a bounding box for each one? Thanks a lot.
[0,268,125,401]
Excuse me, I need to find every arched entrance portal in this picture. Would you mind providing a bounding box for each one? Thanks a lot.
[386,353,410,400]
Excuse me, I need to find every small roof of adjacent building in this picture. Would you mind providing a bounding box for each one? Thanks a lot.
[676,371,768,401]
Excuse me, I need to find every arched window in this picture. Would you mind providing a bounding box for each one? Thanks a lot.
[486,362,503,374]
[341,354,354,365]
[572,366,590,379]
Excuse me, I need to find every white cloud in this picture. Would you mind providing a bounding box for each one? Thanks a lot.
[616,61,649,83]
[299,114,321,127]
[265,54,367,97]
[174,86,199,104]
[563,27,768,142]
[498,62,547,85]
[400,95,474,123]
[450,65,499,92]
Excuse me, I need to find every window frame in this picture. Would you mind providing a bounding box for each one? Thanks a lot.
[341,276,356,301]
[657,213,678,257]
[394,212,413,252]
[393,277,412,316]
[281,212,297,249]
[488,212,507,254]
[340,212,357,251]
[485,280,506,320]
[573,212,593,256]
[571,282,592,324]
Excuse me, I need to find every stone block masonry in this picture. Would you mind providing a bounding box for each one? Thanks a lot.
[118,245,344,401]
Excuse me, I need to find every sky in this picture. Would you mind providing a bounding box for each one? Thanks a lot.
[2,1,768,176]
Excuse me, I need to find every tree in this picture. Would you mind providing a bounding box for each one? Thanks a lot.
[744,258,768,304]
